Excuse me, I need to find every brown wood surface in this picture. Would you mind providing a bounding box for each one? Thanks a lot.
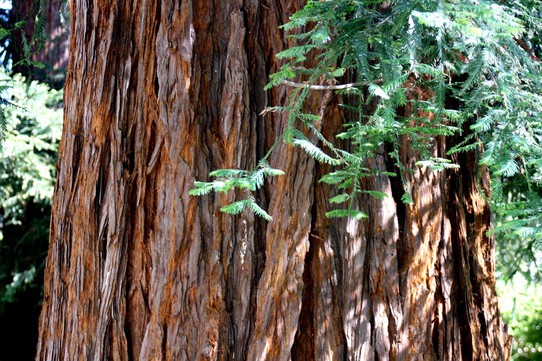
[37,1,512,360]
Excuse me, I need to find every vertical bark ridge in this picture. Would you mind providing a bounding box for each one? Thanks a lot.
[246,137,316,360]
[291,96,348,361]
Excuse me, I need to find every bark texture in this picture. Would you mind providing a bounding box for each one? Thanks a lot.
[37,0,511,360]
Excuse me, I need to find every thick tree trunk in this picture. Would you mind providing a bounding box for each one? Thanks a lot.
[37,0,511,360]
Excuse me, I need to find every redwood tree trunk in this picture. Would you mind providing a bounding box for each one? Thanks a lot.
[36,1,511,360]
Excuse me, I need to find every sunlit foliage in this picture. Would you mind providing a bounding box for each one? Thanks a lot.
[0,69,62,309]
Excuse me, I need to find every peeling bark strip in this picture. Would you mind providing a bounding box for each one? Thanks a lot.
[37,1,511,360]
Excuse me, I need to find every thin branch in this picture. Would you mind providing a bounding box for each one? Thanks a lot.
[0,96,26,111]
[280,79,365,90]
[514,37,540,61]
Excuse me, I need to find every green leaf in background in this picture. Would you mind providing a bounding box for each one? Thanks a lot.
[0,69,62,310]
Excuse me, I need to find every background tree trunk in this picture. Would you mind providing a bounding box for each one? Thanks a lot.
[37,0,511,360]
[9,0,69,88]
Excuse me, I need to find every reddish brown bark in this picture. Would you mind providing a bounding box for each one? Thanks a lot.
[37,0,511,360]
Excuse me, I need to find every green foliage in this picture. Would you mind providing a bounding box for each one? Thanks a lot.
[326,209,368,220]
[498,279,542,360]
[189,161,283,220]
[16,0,48,71]
[0,71,62,205]
[0,69,62,310]
[0,0,51,141]
[493,185,542,282]
[292,138,340,165]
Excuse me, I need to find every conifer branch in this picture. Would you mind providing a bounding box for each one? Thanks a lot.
[280,79,365,90]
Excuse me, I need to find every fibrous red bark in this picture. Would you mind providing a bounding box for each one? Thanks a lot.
[37,1,511,360]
